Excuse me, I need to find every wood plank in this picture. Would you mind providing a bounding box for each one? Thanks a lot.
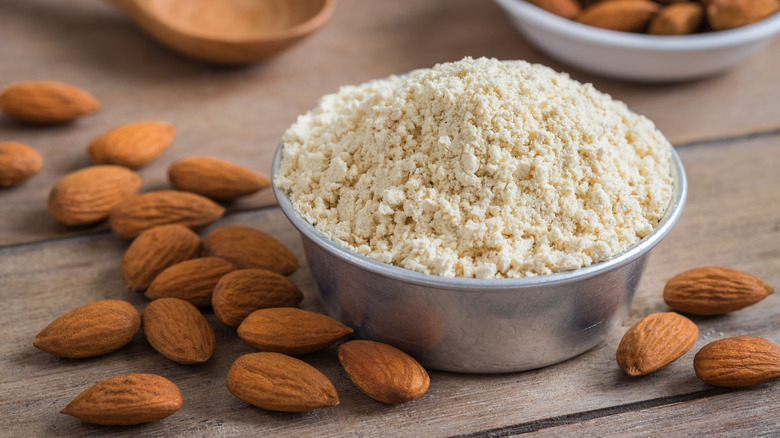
[2,133,778,436]
[520,385,780,437]
[2,0,780,246]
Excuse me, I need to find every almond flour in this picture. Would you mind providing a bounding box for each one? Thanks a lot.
[276,57,673,278]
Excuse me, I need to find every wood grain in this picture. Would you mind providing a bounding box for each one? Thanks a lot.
[2,134,778,437]
[524,385,780,437]
[2,0,780,246]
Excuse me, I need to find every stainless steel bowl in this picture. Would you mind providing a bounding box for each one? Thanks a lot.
[272,146,687,373]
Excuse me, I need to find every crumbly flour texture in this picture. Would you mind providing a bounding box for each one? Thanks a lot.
[277,57,673,279]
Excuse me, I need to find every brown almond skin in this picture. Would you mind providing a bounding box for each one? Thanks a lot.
[121,224,202,292]
[338,340,430,404]
[237,308,353,355]
[226,352,339,412]
[88,121,175,169]
[142,297,216,364]
[47,165,142,227]
[61,373,182,425]
[0,141,42,187]
[576,0,661,32]
[663,266,773,315]
[33,300,141,358]
[109,190,225,240]
[616,312,699,376]
[168,156,271,200]
[0,81,99,124]
[212,269,304,328]
[694,336,780,388]
[145,257,237,306]
[527,0,582,19]
[707,0,780,31]
[648,3,705,35]
[203,225,298,275]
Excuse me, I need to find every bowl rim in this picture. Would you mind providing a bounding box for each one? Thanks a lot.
[272,144,687,291]
[140,0,337,43]
[492,0,780,51]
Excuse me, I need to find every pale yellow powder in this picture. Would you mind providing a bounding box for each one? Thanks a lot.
[276,57,673,279]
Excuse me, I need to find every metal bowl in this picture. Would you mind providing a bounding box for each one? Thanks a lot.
[272,146,687,373]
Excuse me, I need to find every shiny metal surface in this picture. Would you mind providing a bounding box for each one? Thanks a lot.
[272,146,687,373]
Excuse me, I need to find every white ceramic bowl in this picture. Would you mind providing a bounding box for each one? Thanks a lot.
[493,0,780,82]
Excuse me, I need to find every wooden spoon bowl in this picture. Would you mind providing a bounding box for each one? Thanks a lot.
[107,0,335,65]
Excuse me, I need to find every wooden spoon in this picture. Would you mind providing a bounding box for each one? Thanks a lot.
[106,0,336,65]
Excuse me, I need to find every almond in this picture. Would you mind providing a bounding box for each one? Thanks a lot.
[648,3,705,35]
[142,297,216,364]
[694,336,780,388]
[88,121,175,169]
[145,257,237,306]
[663,266,773,315]
[212,269,304,328]
[237,308,353,355]
[168,156,271,200]
[338,340,430,404]
[0,141,42,187]
[0,81,99,124]
[109,190,225,240]
[203,225,298,274]
[576,0,660,32]
[47,165,142,227]
[527,0,582,19]
[616,312,698,376]
[707,0,780,31]
[61,373,182,425]
[226,352,339,412]
[121,224,202,292]
[33,300,141,358]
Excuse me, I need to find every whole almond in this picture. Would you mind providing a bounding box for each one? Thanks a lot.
[707,0,780,30]
[576,0,660,32]
[109,190,225,240]
[168,156,271,200]
[88,121,175,169]
[616,312,698,376]
[33,300,141,358]
[121,224,202,292]
[648,3,705,35]
[212,269,304,328]
[0,81,99,124]
[226,352,339,412]
[663,266,773,315]
[145,257,237,306]
[237,308,353,355]
[0,141,42,186]
[338,340,430,404]
[142,297,216,364]
[47,165,142,227]
[694,336,780,388]
[61,373,182,425]
[527,0,582,19]
[203,225,298,274]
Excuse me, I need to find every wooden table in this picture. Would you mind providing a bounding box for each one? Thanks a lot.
[2,1,779,436]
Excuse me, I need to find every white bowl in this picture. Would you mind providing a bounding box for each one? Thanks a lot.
[493,0,780,82]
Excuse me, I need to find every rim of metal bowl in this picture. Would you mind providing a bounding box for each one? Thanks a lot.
[492,0,780,51]
[272,144,687,291]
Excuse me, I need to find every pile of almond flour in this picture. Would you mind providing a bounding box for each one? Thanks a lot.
[276,57,673,279]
